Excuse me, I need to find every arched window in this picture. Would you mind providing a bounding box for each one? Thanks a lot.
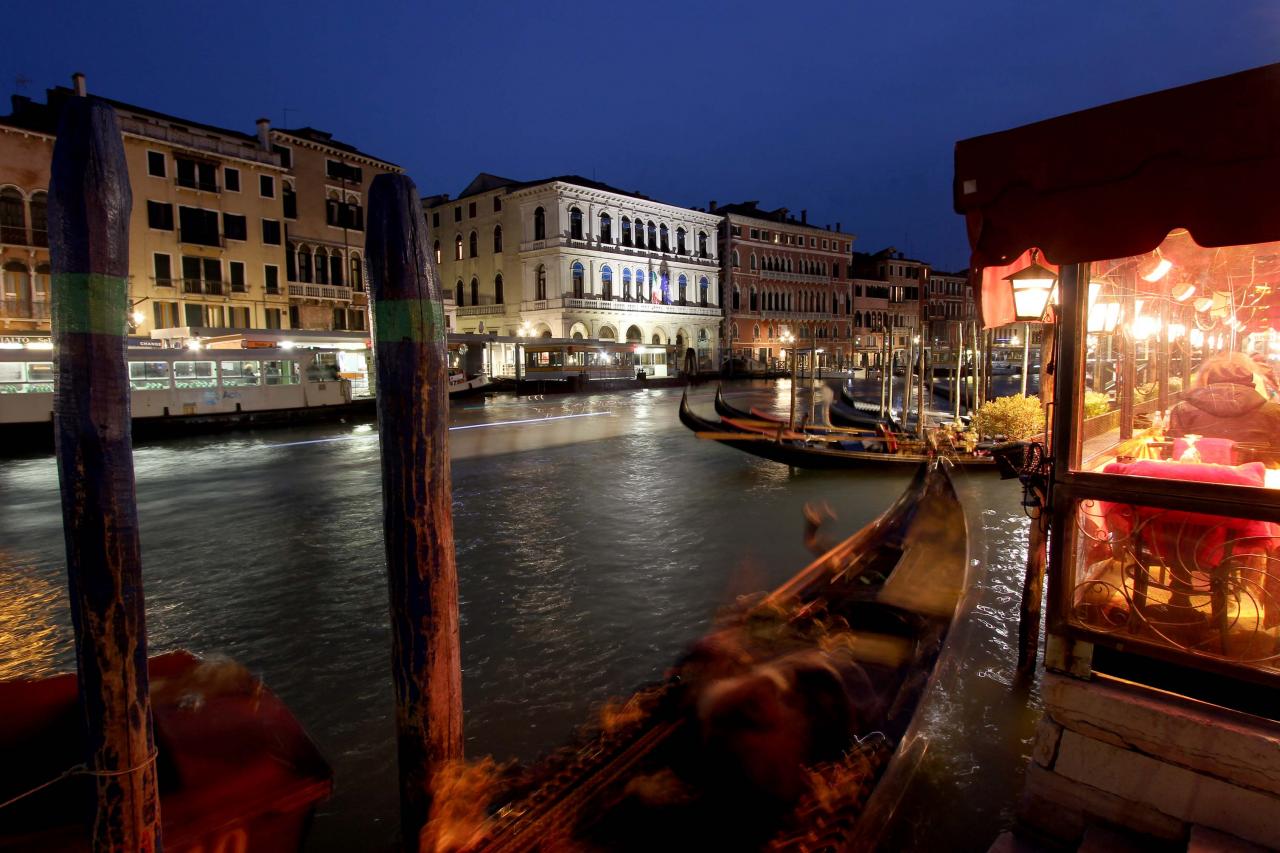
[454,234,463,260]
[286,242,298,281]
[753,324,761,340]
[599,213,612,243]
[29,192,47,247]
[698,276,709,306]
[626,324,643,343]
[677,274,687,303]
[621,217,632,246]
[0,187,25,243]
[599,325,617,341]
[315,248,328,284]
[533,207,545,240]
[350,254,363,291]
[750,253,757,271]
[646,221,657,250]
[536,264,547,300]
[732,287,740,311]
[494,273,504,304]
[652,333,662,345]
[434,240,441,264]
[471,277,479,305]
[732,250,739,268]
[622,268,632,300]
[750,286,758,312]
[33,263,50,309]
[330,252,343,286]
[569,207,583,240]
[675,227,686,254]
[3,261,31,316]
[659,223,669,252]
[493,225,502,253]
[571,261,585,298]
[601,265,613,300]
[635,268,646,301]
[298,246,313,283]
[468,230,478,258]
[697,231,708,258]
[455,280,464,306]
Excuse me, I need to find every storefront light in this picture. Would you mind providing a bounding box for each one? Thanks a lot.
[25,341,53,350]
[0,342,23,350]
[280,341,295,350]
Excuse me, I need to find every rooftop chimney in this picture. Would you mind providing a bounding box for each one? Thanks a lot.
[836,222,841,233]
[256,118,271,152]
[71,72,86,97]
[709,200,717,212]
[801,209,807,224]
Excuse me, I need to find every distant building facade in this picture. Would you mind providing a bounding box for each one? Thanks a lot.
[850,248,925,367]
[716,201,856,368]
[0,74,399,339]
[427,173,723,367]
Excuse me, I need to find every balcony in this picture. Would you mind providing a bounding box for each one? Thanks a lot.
[520,297,721,318]
[178,229,223,248]
[118,116,278,166]
[0,300,50,320]
[0,226,48,248]
[288,283,353,303]
[182,279,224,296]
[176,177,220,194]
[457,304,507,317]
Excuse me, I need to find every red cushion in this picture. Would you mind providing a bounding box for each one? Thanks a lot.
[1103,459,1265,486]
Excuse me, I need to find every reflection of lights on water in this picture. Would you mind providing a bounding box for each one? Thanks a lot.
[0,564,64,680]
[353,424,374,434]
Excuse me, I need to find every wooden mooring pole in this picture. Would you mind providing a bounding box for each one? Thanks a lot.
[1016,323,1057,680]
[366,174,463,850]
[49,96,162,850]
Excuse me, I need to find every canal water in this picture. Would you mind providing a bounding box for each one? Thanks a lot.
[0,380,1041,851]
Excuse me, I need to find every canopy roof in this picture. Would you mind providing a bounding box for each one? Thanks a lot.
[955,62,1280,326]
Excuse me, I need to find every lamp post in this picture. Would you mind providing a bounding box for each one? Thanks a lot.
[780,330,796,430]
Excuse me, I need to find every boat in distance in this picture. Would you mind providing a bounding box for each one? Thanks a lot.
[456,460,970,852]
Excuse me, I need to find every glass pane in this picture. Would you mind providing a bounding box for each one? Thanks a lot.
[128,361,170,390]
[0,362,23,386]
[262,360,298,385]
[173,360,216,388]
[1075,233,1280,480]
[1068,497,1279,673]
[220,360,260,386]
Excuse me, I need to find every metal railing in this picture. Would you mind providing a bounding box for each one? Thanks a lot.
[288,283,353,302]
[175,177,220,193]
[519,297,720,317]
[178,229,223,248]
[181,279,225,296]
[0,300,50,319]
[456,304,506,317]
[118,116,279,166]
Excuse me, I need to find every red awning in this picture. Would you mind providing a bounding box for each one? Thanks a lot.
[955,62,1280,326]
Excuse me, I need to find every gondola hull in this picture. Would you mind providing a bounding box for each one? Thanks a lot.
[465,458,970,852]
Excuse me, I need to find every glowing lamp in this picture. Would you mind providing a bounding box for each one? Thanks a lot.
[1171,281,1196,302]
[1087,301,1121,333]
[1131,315,1161,341]
[186,340,202,351]
[131,311,146,325]
[1189,328,1205,347]
[1003,250,1057,322]
[1142,257,1173,283]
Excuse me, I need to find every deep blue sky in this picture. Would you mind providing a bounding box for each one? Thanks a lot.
[7,1,1277,269]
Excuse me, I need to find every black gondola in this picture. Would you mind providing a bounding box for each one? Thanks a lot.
[715,384,897,435]
[685,391,995,470]
[462,460,971,853]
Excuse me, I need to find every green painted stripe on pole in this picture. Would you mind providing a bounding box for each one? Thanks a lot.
[51,273,129,336]
[374,298,446,343]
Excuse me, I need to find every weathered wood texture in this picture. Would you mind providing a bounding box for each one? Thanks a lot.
[365,174,464,851]
[48,97,161,851]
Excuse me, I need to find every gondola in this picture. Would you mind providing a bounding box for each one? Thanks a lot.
[713,385,883,437]
[838,387,905,432]
[458,460,969,852]
[684,391,996,470]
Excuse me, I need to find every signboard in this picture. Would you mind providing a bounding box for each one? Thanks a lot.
[1,335,51,346]
[127,337,164,349]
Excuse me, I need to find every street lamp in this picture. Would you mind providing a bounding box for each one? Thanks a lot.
[1004,249,1058,322]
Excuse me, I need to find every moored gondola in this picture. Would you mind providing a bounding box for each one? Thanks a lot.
[457,459,969,852]
[685,391,995,470]
[716,384,894,434]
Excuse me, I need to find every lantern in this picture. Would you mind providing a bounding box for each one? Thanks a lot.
[1004,249,1058,322]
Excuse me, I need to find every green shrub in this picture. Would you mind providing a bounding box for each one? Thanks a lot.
[1084,391,1112,418]
[973,394,1046,441]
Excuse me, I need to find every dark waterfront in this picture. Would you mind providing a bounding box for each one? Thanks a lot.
[0,380,1039,851]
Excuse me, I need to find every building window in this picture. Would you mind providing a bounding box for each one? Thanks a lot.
[261,218,281,245]
[636,268,646,301]
[454,234,463,260]
[229,261,246,292]
[700,276,709,306]
[570,207,583,240]
[289,305,300,327]
[153,300,179,328]
[350,255,363,291]
[153,253,172,287]
[750,253,757,271]
[750,286,758,311]
[678,274,688,303]
[297,247,314,283]
[325,160,363,183]
[468,201,476,218]
[493,225,502,253]
[647,221,657,250]
[264,264,279,294]
[180,255,222,296]
[469,230,478,258]
[749,228,759,239]
[601,265,612,299]
[453,206,461,222]
[146,200,174,231]
[493,196,502,212]
[28,192,46,247]
[222,213,247,242]
[286,243,297,281]
[456,280,464,306]
[470,277,479,305]
[536,264,547,300]
[434,240,441,264]
[494,273,503,304]
[224,167,240,192]
[732,250,739,268]
[176,157,217,192]
[599,213,612,243]
[675,227,686,254]
[698,232,708,258]
[432,211,440,228]
[534,207,545,240]
[259,175,275,198]
[660,224,670,252]
[283,182,296,218]
[264,307,283,329]
[178,206,219,246]
[330,253,343,286]
[315,248,329,284]
[621,217,632,246]
[571,261,585,298]
[622,268,631,300]
[146,151,166,178]
[333,307,348,330]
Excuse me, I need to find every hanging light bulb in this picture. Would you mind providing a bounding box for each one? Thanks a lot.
[1142,252,1173,283]
[1189,328,1205,347]
[1171,280,1196,302]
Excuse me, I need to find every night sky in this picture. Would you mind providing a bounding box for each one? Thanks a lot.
[7,1,1277,270]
